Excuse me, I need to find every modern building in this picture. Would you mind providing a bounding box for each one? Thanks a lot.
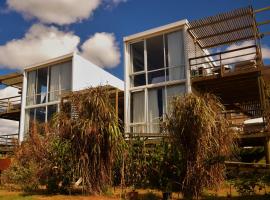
[123,19,211,135]
[124,6,270,164]
[19,52,124,142]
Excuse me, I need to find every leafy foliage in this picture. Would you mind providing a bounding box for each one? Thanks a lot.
[4,86,124,194]
[3,125,73,193]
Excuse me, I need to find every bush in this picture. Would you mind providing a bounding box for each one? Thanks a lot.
[229,171,264,196]
[119,138,182,192]
[3,160,39,192]
[3,126,73,193]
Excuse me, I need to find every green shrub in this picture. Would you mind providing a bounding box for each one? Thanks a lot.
[2,160,39,192]
[2,129,73,193]
[228,171,264,196]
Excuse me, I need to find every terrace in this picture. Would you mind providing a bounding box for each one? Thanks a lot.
[187,6,270,141]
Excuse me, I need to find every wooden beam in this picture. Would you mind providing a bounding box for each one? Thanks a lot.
[188,10,252,31]
[202,35,256,49]
[254,6,270,14]
[195,24,253,40]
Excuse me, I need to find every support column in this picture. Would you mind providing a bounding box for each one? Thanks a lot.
[265,137,270,165]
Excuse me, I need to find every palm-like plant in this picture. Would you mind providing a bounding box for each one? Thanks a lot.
[57,86,124,194]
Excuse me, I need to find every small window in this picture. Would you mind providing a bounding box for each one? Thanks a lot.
[131,74,146,87]
[148,87,165,133]
[47,104,58,122]
[165,31,185,80]
[147,35,164,71]
[148,69,165,84]
[131,91,145,123]
[131,41,144,73]
[26,71,36,105]
[35,107,46,123]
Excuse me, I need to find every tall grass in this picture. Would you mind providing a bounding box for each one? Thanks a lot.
[165,94,236,199]
[56,86,125,194]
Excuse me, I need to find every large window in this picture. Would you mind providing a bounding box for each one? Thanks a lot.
[26,61,72,106]
[128,30,186,134]
[129,30,185,88]
[130,84,186,134]
[25,61,72,135]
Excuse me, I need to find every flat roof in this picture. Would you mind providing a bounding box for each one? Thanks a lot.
[123,19,188,42]
[24,52,74,71]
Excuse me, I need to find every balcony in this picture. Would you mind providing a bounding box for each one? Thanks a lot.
[0,95,21,121]
[189,45,260,82]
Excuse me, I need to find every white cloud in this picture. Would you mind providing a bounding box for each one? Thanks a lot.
[262,45,270,60]
[0,119,19,135]
[222,41,257,65]
[81,32,120,68]
[0,24,120,69]
[221,41,270,65]
[7,0,102,25]
[0,24,80,69]
[6,0,128,25]
[0,86,19,98]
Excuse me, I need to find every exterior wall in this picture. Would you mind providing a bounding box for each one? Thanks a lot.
[19,71,27,142]
[19,53,124,142]
[124,22,191,135]
[72,53,124,91]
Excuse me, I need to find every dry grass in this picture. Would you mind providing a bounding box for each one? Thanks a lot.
[165,94,236,199]
[1,187,270,200]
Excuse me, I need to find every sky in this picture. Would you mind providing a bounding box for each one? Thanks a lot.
[0,0,269,134]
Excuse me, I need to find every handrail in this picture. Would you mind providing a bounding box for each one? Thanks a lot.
[0,95,21,114]
[189,45,256,61]
[189,45,259,78]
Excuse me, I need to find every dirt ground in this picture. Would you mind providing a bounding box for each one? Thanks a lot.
[1,186,270,200]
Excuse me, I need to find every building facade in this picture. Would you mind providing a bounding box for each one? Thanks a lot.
[19,52,124,141]
[124,20,194,135]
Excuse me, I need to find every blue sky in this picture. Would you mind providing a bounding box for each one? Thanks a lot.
[0,0,269,80]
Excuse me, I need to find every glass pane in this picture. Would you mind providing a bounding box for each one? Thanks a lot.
[131,74,146,87]
[131,91,145,123]
[35,107,46,124]
[36,94,46,104]
[47,104,58,122]
[26,96,35,106]
[131,41,144,72]
[24,108,35,134]
[59,62,72,91]
[36,67,48,103]
[148,69,165,84]
[165,31,185,80]
[166,84,186,112]
[49,91,60,102]
[130,124,146,134]
[37,68,48,94]
[147,35,164,71]
[148,87,165,133]
[26,71,36,105]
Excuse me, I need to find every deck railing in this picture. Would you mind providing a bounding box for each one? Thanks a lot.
[0,95,21,114]
[0,133,19,154]
[189,45,259,78]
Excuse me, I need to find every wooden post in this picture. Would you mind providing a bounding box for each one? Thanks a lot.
[265,137,270,165]
[115,89,119,118]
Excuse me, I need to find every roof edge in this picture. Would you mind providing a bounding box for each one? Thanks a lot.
[24,52,75,71]
[124,19,188,42]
